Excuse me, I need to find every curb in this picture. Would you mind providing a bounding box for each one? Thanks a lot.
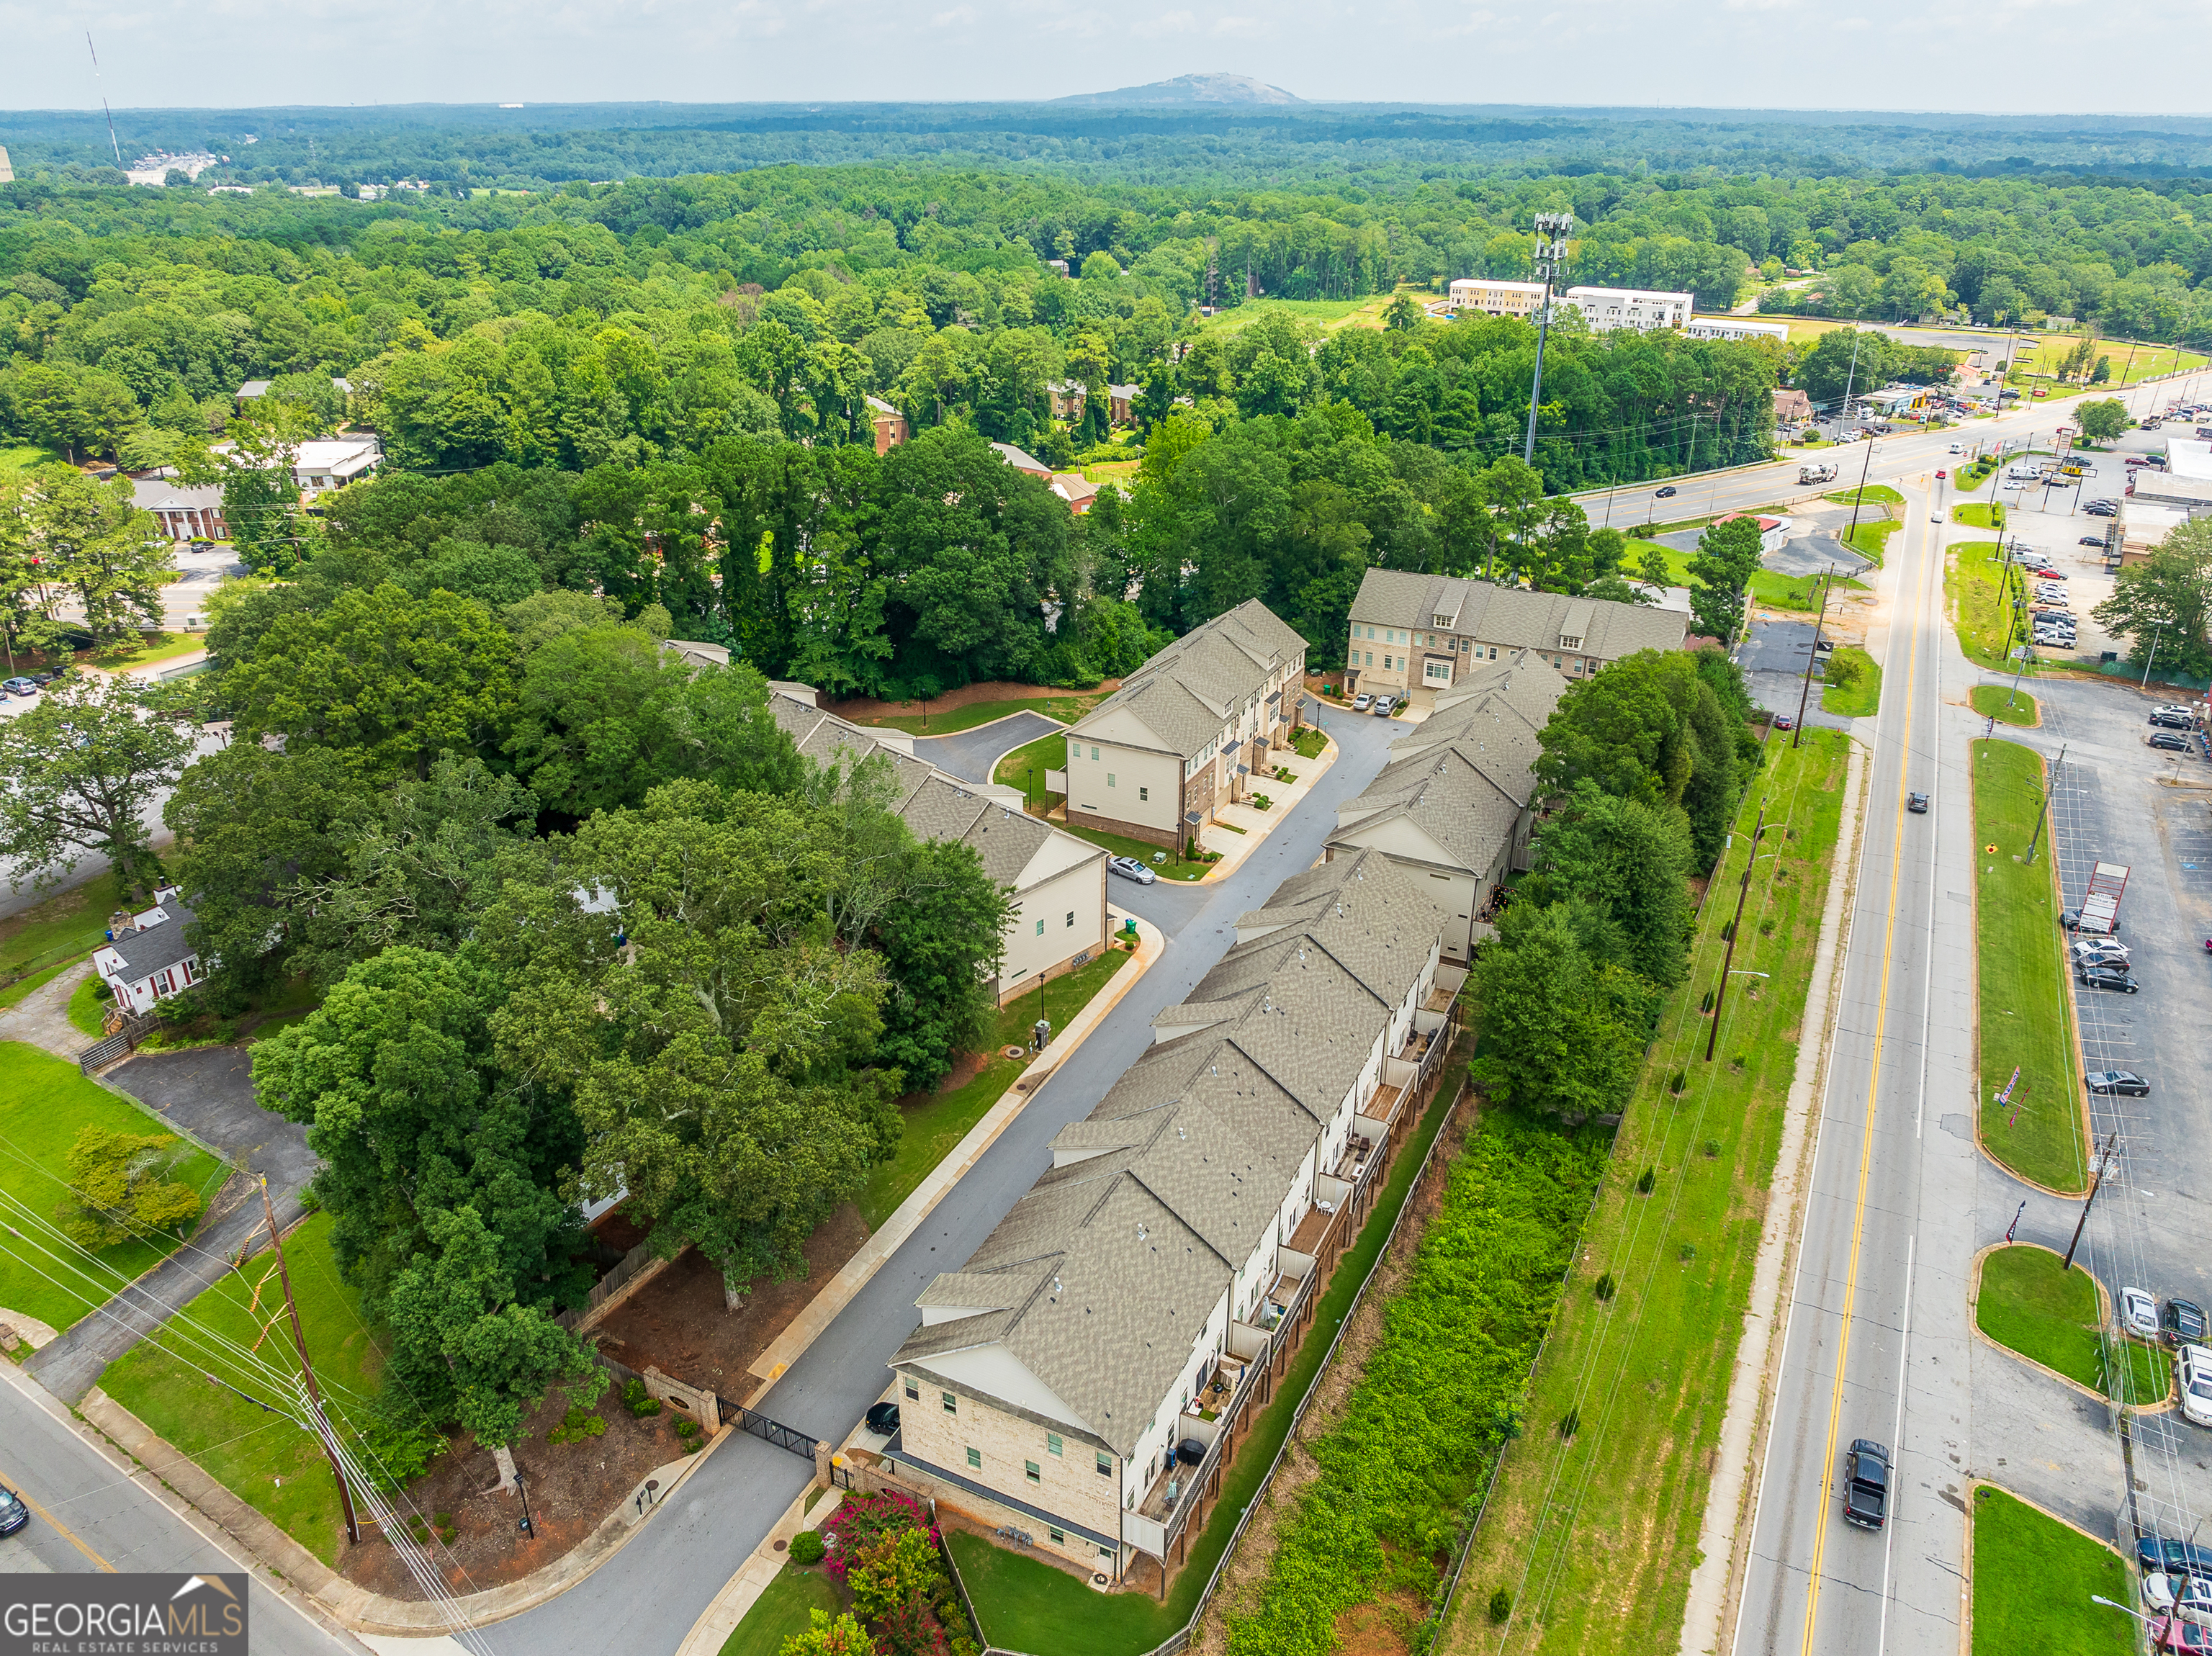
[1192,732,1338,886]
[78,1384,733,1636]
[739,906,1165,1401]
[1965,1243,2175,1414]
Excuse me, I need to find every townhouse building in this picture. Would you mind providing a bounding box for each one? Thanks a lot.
[1341,569,1688,711]
[885,849,1455,1583]
[1327,652,1568,962]
[1447,277,1547,320]
[1058,600,1308,850]
[768,687,1110,1002]
[1558,285,1694,333]
[1683,317,1789,345]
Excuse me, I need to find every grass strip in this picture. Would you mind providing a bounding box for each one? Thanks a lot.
[101,1211,386,1567]
[1825,484,1905,507]
[1948,541,2036,673]
[1971,1485,2131,1656]
[1055,821,1208,881]
[858,948,1131,1229]
[1820,646,1882,717]
[1444,732,1850,1656]
[1976,1244,2170,1403]
[1750,571,1869,613]
[994,729,1069,815]
[1956,501,2006,529]
[719,1562,845,1656]
[1971,740,2087,1193]
[1972,685,2038,726]
[842,693,1099,737]
[66,974,108,1039]
[950,1081,1458,1656]
[0,1041,227,1333]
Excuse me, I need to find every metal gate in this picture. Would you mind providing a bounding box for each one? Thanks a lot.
[718,1397,856,1486]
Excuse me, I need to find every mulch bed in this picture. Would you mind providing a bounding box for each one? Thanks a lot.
[339,1385,694,1598]
[589,1202,871,1395]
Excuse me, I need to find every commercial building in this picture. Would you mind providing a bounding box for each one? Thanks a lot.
[1683,317,1789,345]
[1341,569,1689,710]
[1326,652,1568,963]
[2118,500,2190,565]
[132,478,228,543]
[768,687,1110,1003]
[2132,439,2212,515]
[1058,600,1308,850]
[884,848,1457,1584]
[1772,388,1815,428]
[1448,278,1547,320]
[1558,287,1694,333]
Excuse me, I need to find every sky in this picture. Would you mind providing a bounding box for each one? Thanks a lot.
[3,0,2209,114]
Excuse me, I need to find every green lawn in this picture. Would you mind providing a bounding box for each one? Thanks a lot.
[1948,541,2037,672]
[0,1042,229,1333]
[94,631,207,671]
[1820,646,1882,717]
[1197,294,1393,336]
[1751,570,1869,613]
[842,692,1100,737]
[1447,733,1852,1656]
[66,974,108,1038]
[994,729,1069,813]
[100,1211,390,1567]
[1288,726,1327,760]
[0,960,75,1012]
[1955,501,2006,530]
[1976,1245,2170,1403]
[1972,1486,2131,1656]
[0,444,61,473]
[1629,539,1694,585]
[719,1562,845,1656]
[953,1084,1457,1656]
[0,870,128,990]
[1826,484,1905,508]
[1972,686,2039,726]
[1055,821,1209,880]
[1972,741,2086,1193]
[858,948,1132,1229]
[1845,517,1901,564]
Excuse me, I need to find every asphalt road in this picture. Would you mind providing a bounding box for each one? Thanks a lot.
[909,711,1063,787]
[485,705,1409,1656]
[0,1360,360,1654]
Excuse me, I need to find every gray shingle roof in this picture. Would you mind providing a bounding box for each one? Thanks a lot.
[1068,599,1306,762]
[1349,570,1687,660]
[891,847,1440,1457]
[106,904,199,982]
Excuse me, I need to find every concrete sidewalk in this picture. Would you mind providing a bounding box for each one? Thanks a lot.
[1191,732,1338,883]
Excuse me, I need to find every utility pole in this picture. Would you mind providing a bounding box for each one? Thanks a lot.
[1791,567,1834,748]
[2062,1132,2121,1272]
[1843,433,1877,556]
[1707,801,1766,1062]
[261,1181,360,1544]
[1521,212,1574,468]
[2025,742,2064,867]
[2141,624,2163,690]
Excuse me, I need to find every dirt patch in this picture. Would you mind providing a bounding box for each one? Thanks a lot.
[339,1385,691,1598]
[827,680,1120,721]
[590,1203,870,1392]
[1190,1105,1475,1656]
[1334,1592,1427,1656]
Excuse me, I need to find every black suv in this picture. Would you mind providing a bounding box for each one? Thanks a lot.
[2152,732,2191,752]
[1843,1439,1890,1529]
[2165,1299,2210,1348]
[2153,712,2195,729]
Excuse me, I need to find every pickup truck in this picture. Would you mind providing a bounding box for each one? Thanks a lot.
[1843,1439,1891,1530]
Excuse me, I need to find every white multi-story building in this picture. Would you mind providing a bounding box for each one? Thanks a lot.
[1448,278,1548,320]
[1683,317,1789,345]
[1558,286,1694,333]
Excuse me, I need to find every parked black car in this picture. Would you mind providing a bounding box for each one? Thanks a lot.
[0,1485,24,1537]
[2165,1299,2211,1349]
[2152,732,2191,751]
[2153,713,2195,729]
[2087,1070,2151,1096]
[2139,1534,2212,1580]
[2077,965,2140,994]
[1843,1439,1890,1529]
[866,1401,901,1436]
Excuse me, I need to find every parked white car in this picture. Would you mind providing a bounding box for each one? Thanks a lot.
[2121,1285,2159,1338]
[2180,1344,2212,1428]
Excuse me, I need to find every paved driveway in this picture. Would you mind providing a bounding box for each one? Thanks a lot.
[1740,618,1854,732]
[488,704,1406,1656]
[910,711,1063,787]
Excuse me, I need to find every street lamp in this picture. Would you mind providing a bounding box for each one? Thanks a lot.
[1522,212,1575,468]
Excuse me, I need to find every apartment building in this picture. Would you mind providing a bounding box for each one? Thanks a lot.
[885,849,1454,1582]
[1058,600,1308,850]
[767,688,1110,1002]
[1342,569,1688,710]
[1558,285,1694,333]
[1447,278,1547,320]
[1683,317,1789,345]
[1327,652,1567,962]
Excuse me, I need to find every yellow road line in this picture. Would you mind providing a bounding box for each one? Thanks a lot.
[1797,492,1928,1655]
[0,1462,117,1572]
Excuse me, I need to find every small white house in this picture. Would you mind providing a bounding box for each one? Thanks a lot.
[91,890,205,1015]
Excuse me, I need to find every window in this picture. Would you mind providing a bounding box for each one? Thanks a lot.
[904,1379,920,1402]
[1488,647,1498,660]
[1097,1450,1113,1476]
[1364,652,1372,666]
[1049,1526,1066,1546]
[1090,745,1100,760]
[1107,773,1115,788]
[1025,1460,1041,1485]
[1138,786,1148,802]
[942,1391,958,1415]
[1425,660,1452,683]
[966,1446,982,1470]
[1048,1432,1064,1457]
[1035,919,1046,936]
[1066,911,1075,928]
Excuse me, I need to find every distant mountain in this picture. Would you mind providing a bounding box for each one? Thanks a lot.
[1051,73,1303,107]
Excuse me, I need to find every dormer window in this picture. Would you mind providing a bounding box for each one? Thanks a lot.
[1559,635,1582,651]
[1432,614,1452,628]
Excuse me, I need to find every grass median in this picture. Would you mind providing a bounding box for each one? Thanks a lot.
[1948,541,2038,672]
[1975,1244,2170,1403]
[1972,740,2087,1193]
[1972,685,2038,726]
[1820,646,1881,717]
[1444,732,1851,1656]
[1971,1485,2131,1656]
